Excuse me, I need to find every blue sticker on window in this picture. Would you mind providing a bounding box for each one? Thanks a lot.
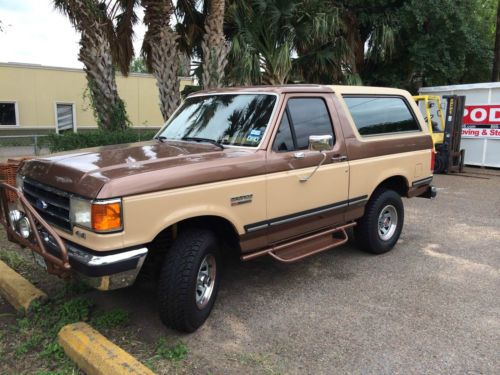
[250,129,262,136]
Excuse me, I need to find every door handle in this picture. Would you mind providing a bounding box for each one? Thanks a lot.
[293,152,305,159]
[331,155,348,163]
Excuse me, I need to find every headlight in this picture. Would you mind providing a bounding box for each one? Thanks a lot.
[70,197,92,229]
[18,216,31,239]
[16,174,24,190]
[70,197,122,233]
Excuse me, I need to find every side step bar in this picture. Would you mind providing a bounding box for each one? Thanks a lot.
[241,222,356,263]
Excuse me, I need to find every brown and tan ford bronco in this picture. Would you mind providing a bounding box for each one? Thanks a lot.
[0,85,436,332]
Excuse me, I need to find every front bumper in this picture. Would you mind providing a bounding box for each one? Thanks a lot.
[0,182,147,290]
[42,233,148,290]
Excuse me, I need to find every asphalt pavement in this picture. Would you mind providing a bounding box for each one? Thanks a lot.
[90,171,500,374]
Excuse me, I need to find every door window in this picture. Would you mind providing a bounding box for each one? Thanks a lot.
[273,98,334,151]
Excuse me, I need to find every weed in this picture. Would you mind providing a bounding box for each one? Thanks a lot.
[0,249,25,269]
[14,333,43,357]
[17,316,31,332]
[40,343,66,362]
[226,352,283,375]
[90,308,129,330]
[146,337,188,371]
[155,337,188,362]
[12,296,92,372]
[55,281,93,299]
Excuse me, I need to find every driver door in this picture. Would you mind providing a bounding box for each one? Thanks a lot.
[265,93,349,244]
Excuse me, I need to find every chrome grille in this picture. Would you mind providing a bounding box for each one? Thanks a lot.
[22,178,71,231]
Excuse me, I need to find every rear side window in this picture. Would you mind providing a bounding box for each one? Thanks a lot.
[343,96,420,136]
[273,98,334,151]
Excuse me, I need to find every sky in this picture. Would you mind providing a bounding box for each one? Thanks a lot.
[0,0,146,69]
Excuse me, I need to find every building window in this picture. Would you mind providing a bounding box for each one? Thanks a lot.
[0,102,18,126]
[343,96,421,136]
[56,103,75,133]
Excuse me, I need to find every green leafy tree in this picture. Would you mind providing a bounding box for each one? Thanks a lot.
[129,57,147,73]
[361,0,496,91]
[492,0,500,81]
[226,0,350,85]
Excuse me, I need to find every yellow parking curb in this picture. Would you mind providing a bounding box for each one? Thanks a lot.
[58,322,155,375]
[0,260,47,312]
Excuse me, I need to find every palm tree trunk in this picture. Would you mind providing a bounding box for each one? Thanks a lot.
[54,0,129,131]
[142,0,180,121]
[492,0,500,82]
[80,24,126,130]
[151,29,181,121]
[201,0,229,89]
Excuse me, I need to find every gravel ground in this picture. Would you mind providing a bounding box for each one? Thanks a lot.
[1,171,499,374]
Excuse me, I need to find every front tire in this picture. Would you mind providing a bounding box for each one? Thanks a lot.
[355,189,404,254]
[158,228,221,332]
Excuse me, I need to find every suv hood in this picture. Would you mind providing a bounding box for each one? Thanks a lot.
[20,140,265,199]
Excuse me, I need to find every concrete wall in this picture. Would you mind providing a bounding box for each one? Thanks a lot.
[0,63,194,134]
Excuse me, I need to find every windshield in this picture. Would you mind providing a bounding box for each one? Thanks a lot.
[157,94,277,147]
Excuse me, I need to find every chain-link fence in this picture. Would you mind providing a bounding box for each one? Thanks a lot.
[0,135,49,161]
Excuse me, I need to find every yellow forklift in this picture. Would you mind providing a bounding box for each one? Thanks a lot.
[413,95,466,174]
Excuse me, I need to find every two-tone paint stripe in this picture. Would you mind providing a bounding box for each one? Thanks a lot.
[244,195,368,233]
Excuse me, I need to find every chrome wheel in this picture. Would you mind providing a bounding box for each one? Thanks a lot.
[378,204,398,241]
[195,254,216,309]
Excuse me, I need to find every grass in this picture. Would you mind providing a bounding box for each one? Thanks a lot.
[3,280,131,374]
[0,241,190,374]
[226,352,284,375]
[0,248,26,269]
[11,297,93,371]
[90,308,129,330]
[145,337,188,371]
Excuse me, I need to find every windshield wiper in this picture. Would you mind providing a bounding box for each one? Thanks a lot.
[155,135,168,143]
[181,137,224,149]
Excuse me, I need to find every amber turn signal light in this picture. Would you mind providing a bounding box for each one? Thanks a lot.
[91,202,122,232]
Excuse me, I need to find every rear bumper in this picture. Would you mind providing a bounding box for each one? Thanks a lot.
[418,185,437,199]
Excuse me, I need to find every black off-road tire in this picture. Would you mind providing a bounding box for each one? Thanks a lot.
[354,189,404,254]
[158,229,221,332]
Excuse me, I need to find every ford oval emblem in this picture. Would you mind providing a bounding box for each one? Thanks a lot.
[36,199,48,210]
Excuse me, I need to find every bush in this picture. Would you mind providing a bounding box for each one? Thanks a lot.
[42,129,158,152]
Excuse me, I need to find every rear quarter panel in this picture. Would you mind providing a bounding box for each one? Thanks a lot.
[331,88,433,202]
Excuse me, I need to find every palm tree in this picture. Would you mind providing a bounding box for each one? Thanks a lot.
[201,0,229,89]
[226,0,350,85]
[54,0,137,131]
[142,0,181,121]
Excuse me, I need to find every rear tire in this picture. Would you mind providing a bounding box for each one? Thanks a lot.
[158,228,221,332]
[355,189,404,254]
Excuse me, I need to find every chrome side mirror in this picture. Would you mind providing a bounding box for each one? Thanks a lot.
[300,135,333,183]
[308,135,333,152]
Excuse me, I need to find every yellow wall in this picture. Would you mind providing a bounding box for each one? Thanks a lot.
[0,63,194,131]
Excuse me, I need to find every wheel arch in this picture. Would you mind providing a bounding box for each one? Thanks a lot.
[150,214,241,254]
[372,175,410,197]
